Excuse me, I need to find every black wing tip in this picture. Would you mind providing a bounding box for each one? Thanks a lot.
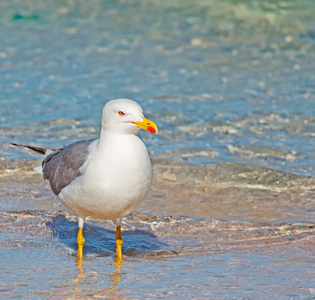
[11,143,47,155]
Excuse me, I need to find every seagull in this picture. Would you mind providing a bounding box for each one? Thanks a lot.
[12,99,158,263]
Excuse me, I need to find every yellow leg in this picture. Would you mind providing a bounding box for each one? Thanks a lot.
[77,227,85,260]
[115,225,123,263]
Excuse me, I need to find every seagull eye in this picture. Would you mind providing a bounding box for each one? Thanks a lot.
[118,111,125,116]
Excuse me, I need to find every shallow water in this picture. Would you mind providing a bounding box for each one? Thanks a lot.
[1,0,315,299]
[1,163,314,298]
[1,207,315,299]
[2,0,315,175]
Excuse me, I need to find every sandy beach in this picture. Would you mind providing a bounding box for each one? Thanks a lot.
[1,161,314,298]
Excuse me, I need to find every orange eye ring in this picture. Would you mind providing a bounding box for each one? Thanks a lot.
[118,111,125,116]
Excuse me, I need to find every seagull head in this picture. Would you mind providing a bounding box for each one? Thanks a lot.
[101,99,158,135]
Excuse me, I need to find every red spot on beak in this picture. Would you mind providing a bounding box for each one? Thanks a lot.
[147,126,156,134]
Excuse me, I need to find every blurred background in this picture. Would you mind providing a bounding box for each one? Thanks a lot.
[1,0,315,175]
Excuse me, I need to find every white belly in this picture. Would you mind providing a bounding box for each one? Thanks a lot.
[58,134,152,220]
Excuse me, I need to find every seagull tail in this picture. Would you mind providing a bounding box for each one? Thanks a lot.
[11,143,47,155]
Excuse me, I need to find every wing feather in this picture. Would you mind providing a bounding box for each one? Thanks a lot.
[43,139,96,195]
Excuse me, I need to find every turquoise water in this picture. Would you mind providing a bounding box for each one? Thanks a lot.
[1,0,315,299]
[1,0,315,175]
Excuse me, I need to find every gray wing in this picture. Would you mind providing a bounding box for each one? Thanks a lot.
[43,139,96,195]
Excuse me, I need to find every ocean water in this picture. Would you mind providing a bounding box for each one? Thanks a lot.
[2,0,315,175]
[1,0,315,299]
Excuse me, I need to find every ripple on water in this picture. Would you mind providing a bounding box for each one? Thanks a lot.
[0,210,314,298]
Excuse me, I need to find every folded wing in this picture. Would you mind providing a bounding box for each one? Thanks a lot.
[42,139,96,195]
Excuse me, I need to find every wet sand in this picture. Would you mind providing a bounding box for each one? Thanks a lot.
[1,161,314,298]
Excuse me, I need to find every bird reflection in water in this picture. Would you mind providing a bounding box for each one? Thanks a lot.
[73,256,128,298]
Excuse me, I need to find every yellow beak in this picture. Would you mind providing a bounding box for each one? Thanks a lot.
[133,117,158,134]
